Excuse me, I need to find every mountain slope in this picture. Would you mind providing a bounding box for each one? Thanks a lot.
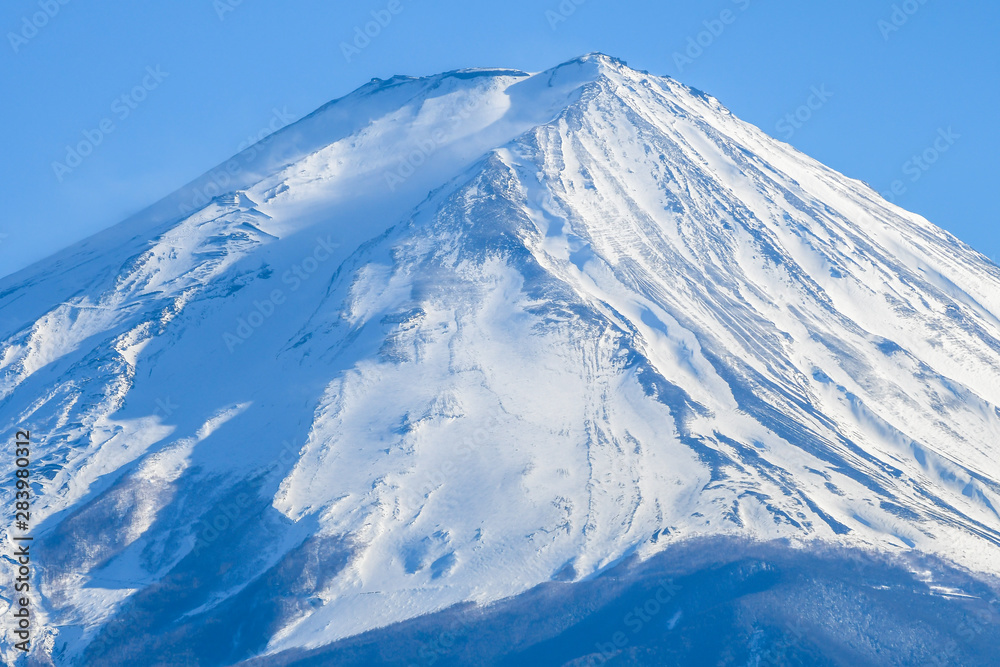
[2,54,999,665]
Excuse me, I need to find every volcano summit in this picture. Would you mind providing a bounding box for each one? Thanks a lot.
[2,54,999,665]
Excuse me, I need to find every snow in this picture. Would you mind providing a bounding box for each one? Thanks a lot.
[2,53,999,663]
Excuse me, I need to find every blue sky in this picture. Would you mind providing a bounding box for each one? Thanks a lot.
[1,0,997,276]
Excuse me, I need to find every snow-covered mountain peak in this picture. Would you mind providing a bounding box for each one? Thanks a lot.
[2,55,1000,665]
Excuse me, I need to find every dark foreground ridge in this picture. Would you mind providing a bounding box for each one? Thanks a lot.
[241,538,1000,667]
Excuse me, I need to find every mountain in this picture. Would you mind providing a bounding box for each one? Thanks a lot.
[2,53,1000,666]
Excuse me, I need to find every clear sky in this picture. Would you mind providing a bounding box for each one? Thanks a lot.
[1,0,997,277]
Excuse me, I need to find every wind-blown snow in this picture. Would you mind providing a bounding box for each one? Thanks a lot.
[2,54,999,663]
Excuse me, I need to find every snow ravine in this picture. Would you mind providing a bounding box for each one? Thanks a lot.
[2,54,999,664]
